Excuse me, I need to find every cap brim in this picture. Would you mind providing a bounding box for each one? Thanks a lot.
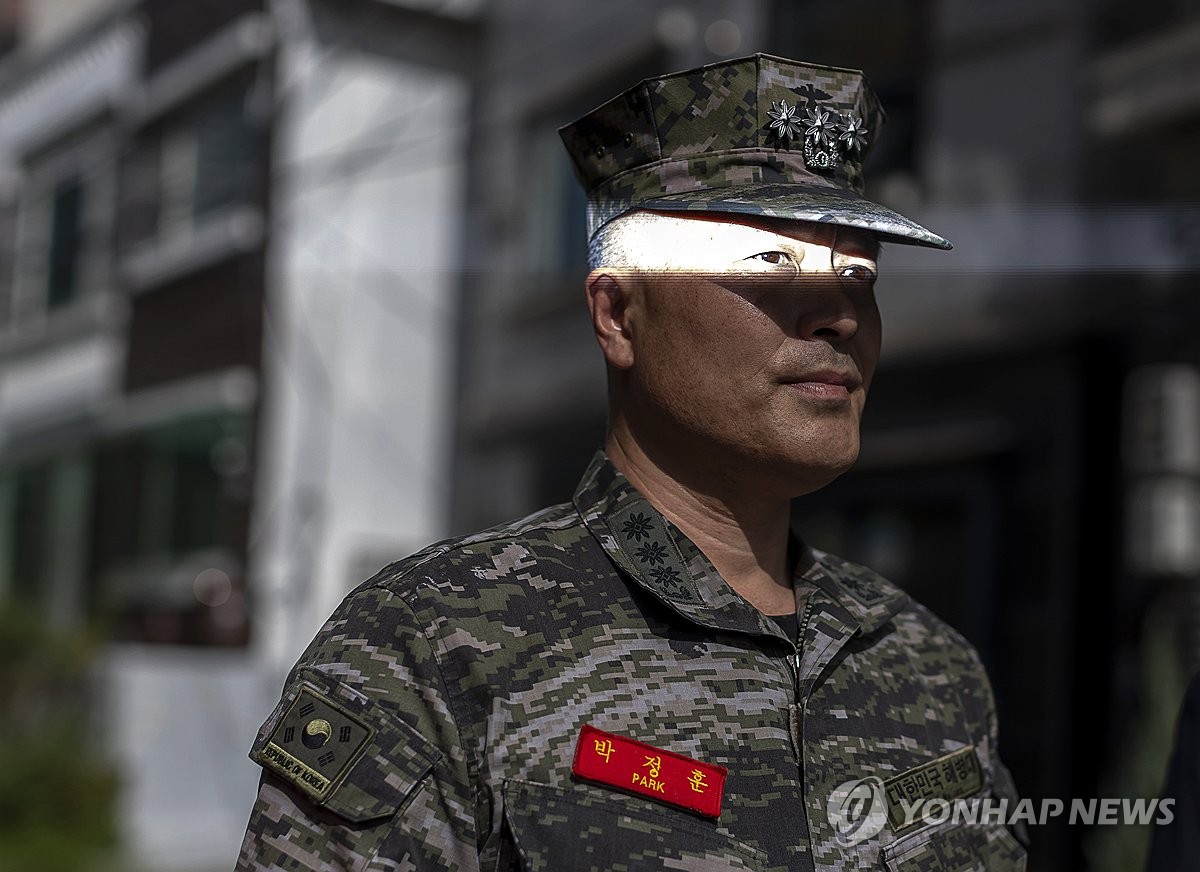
[633,183,952,250]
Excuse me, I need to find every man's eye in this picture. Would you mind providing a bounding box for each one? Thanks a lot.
[839,263,877,283]
[745,251,795,268]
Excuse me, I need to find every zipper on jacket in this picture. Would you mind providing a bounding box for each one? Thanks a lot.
[787,595,816,764]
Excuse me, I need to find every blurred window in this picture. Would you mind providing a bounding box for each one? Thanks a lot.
[88,411,251,646]
[7,121,114,327]
[0,419,249,645]
[118,141,162,251]
[9,461,52,605]
[192,87,256,219]
[0,453,90,621]
[46,174,85,310]
[119,76,259,251]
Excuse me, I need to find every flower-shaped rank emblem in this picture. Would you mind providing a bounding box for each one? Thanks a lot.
[767,100,805,142]
[837,113,869,152]
[802,104,837,147]
[621,512,654,542]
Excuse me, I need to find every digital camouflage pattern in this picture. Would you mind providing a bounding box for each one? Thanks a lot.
[558,53,951,249]
[237,452,1027,871]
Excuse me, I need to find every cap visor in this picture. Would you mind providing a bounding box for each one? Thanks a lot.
[635,183,951,250]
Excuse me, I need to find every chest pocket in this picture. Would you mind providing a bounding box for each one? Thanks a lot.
[501,779,766,871]
[880,817,1027,872]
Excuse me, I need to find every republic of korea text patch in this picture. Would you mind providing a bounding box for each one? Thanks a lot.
[883,745,983,831]
[255,686,373,801]
[571,724,728,818]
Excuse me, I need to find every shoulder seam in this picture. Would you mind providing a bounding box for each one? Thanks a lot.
[366,511,582,596]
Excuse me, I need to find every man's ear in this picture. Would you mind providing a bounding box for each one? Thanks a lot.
[585,270,636,370]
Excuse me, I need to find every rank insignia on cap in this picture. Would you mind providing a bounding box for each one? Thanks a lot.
[571,724,728,818]
[838,113,868,152]
[799,102,866,173]
[767,100,805,142]
[765,93,864,175]
[255,685,373,801]
[881,745,984,832]
[802,103,837,147]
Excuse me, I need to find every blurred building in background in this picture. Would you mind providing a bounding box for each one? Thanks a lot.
[0,0,474,867]
[0,0,1197,870]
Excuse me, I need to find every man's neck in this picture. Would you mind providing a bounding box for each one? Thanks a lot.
[604,427,797,617]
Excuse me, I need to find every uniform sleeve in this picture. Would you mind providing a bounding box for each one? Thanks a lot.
[967,643,1029,851]
[907,599,1027,850]
[235,583,482,871]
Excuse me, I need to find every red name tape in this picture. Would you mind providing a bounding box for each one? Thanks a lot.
[571,724,728,818]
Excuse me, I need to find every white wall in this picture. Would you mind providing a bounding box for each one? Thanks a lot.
[253,3,468,677]
[100,646,270,872]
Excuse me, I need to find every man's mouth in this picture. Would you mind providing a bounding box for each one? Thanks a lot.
[780,369,860,400]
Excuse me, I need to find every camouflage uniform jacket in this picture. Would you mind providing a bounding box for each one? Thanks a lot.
[236,452,1028,871]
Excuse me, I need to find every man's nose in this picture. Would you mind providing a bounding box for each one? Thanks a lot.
[793,276,860,343]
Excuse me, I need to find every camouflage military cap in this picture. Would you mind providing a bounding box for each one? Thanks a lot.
[559,52,951,250]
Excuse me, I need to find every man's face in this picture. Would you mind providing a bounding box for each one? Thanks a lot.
[611,212,882,498]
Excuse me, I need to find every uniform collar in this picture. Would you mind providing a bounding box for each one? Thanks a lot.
[572,450,909,640]
[794,544,911,636]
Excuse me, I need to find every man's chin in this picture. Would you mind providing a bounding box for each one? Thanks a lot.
[736,444,859,497]
[783,464,855,498]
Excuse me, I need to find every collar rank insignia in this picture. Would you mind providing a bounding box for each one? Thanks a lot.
[572,724,728,818]
[255,685,374,801]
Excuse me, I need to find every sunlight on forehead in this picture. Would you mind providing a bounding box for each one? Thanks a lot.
[590,210,876,273]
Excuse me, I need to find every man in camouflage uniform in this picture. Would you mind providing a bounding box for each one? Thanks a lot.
[237,54,1029,870]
